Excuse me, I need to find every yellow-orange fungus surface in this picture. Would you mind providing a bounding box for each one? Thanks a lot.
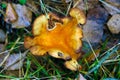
[24,8,86,71]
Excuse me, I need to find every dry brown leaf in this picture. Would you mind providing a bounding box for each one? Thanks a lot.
[83,6,108,43]
[11,4,32,28]
[4,53,26,70]
[4,3,18,23]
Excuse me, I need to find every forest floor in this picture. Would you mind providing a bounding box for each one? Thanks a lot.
[0,0,120,80]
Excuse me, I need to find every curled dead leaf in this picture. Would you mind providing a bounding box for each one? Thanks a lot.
[4,3,18,23]
[4,3,32,28]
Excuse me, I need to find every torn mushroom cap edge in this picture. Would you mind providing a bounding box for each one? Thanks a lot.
[69,8,86,24]
[32,13,63,36]
[32,15,48,36]
[64,59,82,71]
[32,8,86,36]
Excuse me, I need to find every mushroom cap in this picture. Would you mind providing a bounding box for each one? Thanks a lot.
[24,8,86,71]
[69,8,86,24]
[32,13,61,36]
[32,15,48,36]
[64,59,82,71]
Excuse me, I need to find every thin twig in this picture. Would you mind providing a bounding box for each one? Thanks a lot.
[73,0,82,8]
[84,36,99,62]
[45,5,65,15]
[39,0,49,18]
[66,0,72,16]
[103,59,120,64]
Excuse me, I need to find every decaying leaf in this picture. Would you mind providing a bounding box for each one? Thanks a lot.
[83,6,108,43]
[4,53,26,70]
[4,3,32,28]
[4,3,18,23]
[24,8,86,71]
[83,20,103,43]
[12,4,32,28]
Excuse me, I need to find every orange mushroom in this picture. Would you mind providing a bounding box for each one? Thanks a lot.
[24,8,86,71]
